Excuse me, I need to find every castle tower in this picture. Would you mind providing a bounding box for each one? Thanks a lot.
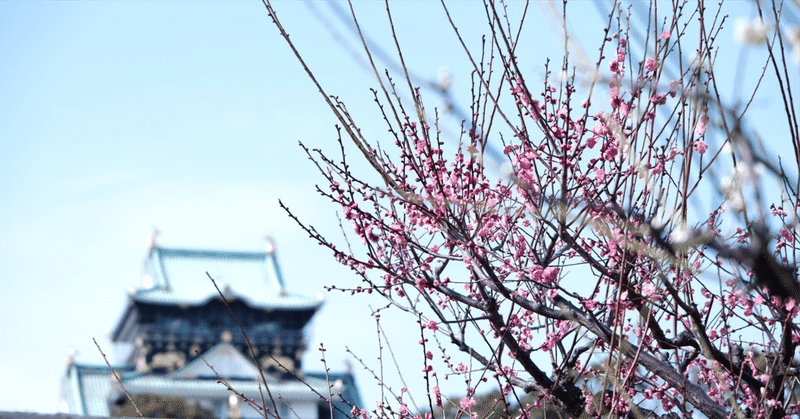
[60,242,361,419]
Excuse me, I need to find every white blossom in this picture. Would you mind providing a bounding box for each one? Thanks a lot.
[735,18,769,45]
[437,66,452,92]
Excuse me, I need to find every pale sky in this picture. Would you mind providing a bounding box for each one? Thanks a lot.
[0,0,790,414]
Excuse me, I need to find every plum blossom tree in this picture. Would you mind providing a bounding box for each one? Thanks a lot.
[265,0,800,417]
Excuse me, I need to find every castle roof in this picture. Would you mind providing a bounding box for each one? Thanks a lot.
[131,246,323,310]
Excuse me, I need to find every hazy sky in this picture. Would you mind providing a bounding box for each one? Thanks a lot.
[0,2,526,411]
[0,0,789,414]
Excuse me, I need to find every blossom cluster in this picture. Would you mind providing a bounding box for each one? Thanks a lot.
[277,0,800,417]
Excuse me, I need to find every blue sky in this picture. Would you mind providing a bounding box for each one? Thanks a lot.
[0,0,792,414]
[0,2,516,411]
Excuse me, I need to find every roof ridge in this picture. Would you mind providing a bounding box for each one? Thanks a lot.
[155,246,269,259]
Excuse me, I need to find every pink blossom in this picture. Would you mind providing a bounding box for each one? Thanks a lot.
[617,101,629,117]
[781,228,795,243]
[513,80,530,107]
[651,162,664,174]
[586,136,598,149]
[425,320,439,331]
[542,266,560,283]
[645,57,658,72]
[460,397,476,409]
[694,140,708,154]
[432,386,442,407]
[603,144,619,160]
[540,331,558,351]
[650,93,667,105]
[582,299,598,310]
[660,30,671,40]
[695,114,709,136]
[594,167,606,182]
[642,282,656,297]
[529,265,543,282]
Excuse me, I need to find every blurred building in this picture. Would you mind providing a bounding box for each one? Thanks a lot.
[60,242,361,419]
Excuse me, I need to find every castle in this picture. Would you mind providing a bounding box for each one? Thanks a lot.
[60,240,361,419]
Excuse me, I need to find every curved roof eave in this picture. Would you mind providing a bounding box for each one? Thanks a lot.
[130,291,323,311]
